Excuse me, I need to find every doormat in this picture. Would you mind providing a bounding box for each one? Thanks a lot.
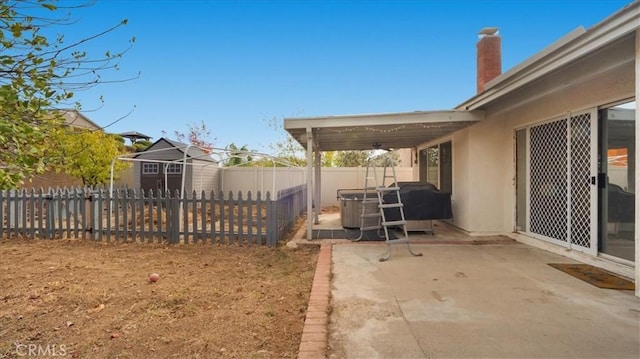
[548,263,635,290]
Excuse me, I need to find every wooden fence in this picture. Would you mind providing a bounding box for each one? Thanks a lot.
[0,185,306,247]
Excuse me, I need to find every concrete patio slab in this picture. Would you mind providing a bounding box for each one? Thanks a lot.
[328,243,640,359]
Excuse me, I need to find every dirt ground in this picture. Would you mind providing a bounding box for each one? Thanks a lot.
[0,233,319,358]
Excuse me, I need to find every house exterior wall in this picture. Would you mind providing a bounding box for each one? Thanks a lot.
[395,148,413,167]
[60,110,100,130]
[447,46,635,235]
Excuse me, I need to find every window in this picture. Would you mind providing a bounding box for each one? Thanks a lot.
[426,145,439,188]
[439,141,452,193]
[142,163,159,174]
[419,141,452,193]
[166,163,182,174]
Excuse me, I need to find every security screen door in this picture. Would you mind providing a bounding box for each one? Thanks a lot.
[526,109,598,255]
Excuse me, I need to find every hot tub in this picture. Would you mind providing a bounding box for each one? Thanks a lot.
[336,189,379,229]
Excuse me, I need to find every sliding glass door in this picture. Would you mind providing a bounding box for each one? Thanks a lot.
[599,101,636,262]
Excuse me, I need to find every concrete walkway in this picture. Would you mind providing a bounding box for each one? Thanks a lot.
[328,243,640,359]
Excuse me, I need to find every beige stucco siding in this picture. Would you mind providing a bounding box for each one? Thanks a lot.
[449,50,635,235]
[446,130,469,230]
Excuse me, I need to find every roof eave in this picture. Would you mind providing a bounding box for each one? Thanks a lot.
[457,0,639,111]
[284,110,483,130]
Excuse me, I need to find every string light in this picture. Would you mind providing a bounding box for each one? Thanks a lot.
[327,122,460,134]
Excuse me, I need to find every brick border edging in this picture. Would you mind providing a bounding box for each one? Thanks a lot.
[298,243,332,359]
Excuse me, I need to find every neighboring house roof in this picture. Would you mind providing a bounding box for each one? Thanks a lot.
[58,109,102,130]
[134,137,217,162]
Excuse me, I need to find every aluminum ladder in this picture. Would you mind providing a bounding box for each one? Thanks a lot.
[365,155,423,261]
[353,158,384,241]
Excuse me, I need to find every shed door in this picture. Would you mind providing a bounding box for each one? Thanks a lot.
[526,109,597,255]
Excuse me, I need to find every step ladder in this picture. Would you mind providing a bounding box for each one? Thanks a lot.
[359,154,423,262]
[352,158,384,242]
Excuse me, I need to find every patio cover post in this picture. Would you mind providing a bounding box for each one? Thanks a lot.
[306,126,313,240]
[314,150,321,224]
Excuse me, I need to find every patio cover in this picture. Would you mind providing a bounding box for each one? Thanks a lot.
[284,110,482,151]
[284,110,483,239]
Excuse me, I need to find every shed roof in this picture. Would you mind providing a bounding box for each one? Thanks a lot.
[135,137,217,162]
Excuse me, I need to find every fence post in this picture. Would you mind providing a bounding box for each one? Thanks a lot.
[209,190,217,244]
[113,189,121,242]
[91,190,99,240]
[45,189,55,239]
[218,190,225,244]
[181,191,189,244]
[247,191,253,245]
[228,191,235,245]
[266,192,277,247]
[169,190,180,244]
[237,191,244,245]
[37,188,44,239]
[28,189,35,239]
[200,190,207,244]
[139,189,146,242]
[256,191,263,245]
[55,187,63,237]
[8,190,17,235]
[62,187,70,238]
[0,190,4,238]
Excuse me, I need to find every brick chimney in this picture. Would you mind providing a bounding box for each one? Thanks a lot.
[476,27,501,94]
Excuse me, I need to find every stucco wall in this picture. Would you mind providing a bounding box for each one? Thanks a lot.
[450,55,635,235]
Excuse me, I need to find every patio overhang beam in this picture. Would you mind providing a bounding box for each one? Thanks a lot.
[285,110,484,152]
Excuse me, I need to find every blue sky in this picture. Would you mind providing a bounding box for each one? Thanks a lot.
[64,0,632,153]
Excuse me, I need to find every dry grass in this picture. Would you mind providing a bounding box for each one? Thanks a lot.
[0,236,318,358]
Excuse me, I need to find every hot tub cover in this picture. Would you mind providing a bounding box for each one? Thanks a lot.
[383,182,453,221]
